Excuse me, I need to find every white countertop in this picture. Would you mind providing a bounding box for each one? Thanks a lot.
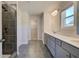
[45,32,79,48]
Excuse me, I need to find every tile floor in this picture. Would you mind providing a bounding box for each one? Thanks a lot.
[17,40,52,58]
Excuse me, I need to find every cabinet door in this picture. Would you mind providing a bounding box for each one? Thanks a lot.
[62,42,79,57]
[47,39,55,56]
[49,47,55,57]
[46,36,56,57]
[55,45,70,58]
[47,39,51,47]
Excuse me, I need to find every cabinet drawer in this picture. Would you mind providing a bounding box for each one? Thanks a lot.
[56,38,62,46]
[55,45,70,58]
[62,42,79,57]
[50,36,55,41]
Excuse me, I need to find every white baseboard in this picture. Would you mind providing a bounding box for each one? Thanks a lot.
[2,55,11,58]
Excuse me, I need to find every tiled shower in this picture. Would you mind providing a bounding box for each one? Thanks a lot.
[2,3,17,54]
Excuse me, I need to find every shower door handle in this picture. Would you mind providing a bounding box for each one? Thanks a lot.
[0,39,5,42]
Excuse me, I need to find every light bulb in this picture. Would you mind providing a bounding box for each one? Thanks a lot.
[51,10,58,16]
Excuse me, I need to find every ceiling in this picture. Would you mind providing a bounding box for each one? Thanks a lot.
[5,1,61,15]
[19,1,61,15]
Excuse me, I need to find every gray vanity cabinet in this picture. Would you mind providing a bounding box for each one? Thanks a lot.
[44,33,79,58]
[55,38,70,58]
[55,44,70,58]
[62,42,79,58]
[56,38,62,46]
[46,35,56,57]
[49,36,56,56]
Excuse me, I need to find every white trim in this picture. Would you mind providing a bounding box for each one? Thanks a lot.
[0,1,2,57]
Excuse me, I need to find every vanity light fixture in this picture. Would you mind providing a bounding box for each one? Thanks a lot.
[51,10,58,16]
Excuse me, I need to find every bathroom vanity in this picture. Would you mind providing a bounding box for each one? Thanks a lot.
[44,32,79,58]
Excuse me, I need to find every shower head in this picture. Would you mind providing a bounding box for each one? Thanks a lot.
[2,4,8,12]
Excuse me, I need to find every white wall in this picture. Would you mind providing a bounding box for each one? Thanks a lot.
[17,2,30,55]
[44,3,60,34]
[44,1,77,36]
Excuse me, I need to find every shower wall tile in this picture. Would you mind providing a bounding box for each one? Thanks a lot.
[2,4,17,54]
